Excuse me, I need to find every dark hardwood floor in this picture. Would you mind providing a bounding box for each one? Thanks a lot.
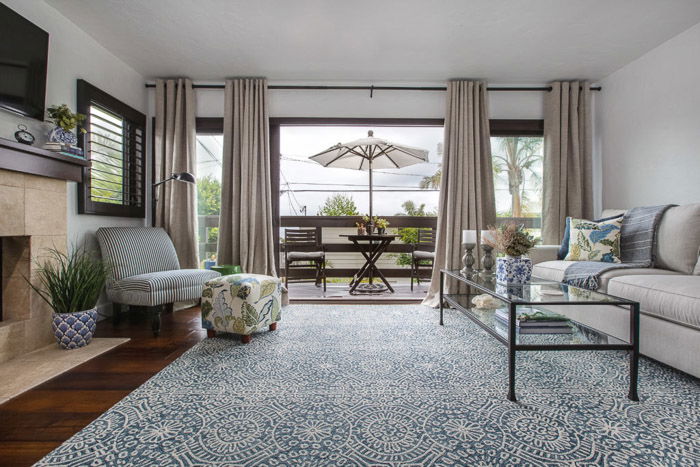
[0,307,206,467]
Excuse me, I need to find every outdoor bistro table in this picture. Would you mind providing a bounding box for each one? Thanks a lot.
[340,234,400,294]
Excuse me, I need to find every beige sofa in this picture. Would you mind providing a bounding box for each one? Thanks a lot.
[529,204,700,378]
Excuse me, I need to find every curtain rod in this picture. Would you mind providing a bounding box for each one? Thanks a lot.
[144,83,602,93]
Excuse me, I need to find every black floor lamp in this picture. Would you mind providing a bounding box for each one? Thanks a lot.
[151,172,196,226]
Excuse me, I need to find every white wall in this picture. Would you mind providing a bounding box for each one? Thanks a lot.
[0,0,148,249]
[185,84,545,119]
[598,22,700,208]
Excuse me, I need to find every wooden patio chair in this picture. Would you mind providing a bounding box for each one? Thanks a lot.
[410,228,436,290]
[283,229,327,291]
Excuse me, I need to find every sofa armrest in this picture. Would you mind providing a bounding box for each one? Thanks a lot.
[527,245,561,264]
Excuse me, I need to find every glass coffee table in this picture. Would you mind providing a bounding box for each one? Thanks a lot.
[439,269,640,402]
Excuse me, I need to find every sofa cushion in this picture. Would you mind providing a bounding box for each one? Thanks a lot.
[533,260,575,282]
[607,275,700,329]
[655,204,700,274]
[533,261,680,292]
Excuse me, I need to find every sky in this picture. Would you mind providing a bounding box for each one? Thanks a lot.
[195,126,543,218]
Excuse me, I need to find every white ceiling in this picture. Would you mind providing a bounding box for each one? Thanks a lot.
[47,0,700,83]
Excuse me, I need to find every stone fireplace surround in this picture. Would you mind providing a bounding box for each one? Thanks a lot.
[0,168,68,364]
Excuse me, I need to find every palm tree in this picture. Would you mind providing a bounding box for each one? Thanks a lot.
[492,137,542,218]
[420,169,441,189]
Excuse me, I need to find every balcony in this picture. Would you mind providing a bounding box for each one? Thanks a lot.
[198,215,540,301]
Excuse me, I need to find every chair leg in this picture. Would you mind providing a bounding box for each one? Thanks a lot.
[241,334,252,344]
[269,322,277,331]
[207,329,216,338]
[112,303,122,325]
[322,262,327,292]
[164,303,174,314]
[284,260,289,289]
[314,260,321,287]
[149,305,162,337]
[410,259,415,291]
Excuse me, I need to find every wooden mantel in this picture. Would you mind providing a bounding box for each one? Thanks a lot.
[0,138,89,182]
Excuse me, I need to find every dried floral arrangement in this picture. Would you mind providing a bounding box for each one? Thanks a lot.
[484,222,537,257]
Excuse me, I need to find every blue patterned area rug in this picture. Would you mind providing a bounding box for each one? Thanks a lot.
[38,305,699,466]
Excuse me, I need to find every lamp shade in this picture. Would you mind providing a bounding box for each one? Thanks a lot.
[172,172,196,183]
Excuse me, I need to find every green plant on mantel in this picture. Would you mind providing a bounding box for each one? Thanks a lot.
[46,104,87,133]
[26,246,109,315]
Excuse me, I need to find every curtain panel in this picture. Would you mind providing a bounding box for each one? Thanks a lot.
[154,78,198,269]
[542,80,593,244]
[217,78,277,276]
[423,80,496,307]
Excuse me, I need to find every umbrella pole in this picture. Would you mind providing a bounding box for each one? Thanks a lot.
[368,158,373,285]
[368,158,373,220]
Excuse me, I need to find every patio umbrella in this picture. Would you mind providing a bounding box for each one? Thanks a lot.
[309,131,429,220]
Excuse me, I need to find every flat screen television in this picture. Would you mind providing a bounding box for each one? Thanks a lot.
[0,2,49,121]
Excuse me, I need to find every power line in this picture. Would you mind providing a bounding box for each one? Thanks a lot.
[287,182,427,188]
[196,139,222,167]
[280,170,307,215]
[280,156,437,178]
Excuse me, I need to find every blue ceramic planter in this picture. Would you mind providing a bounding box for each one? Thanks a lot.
[52,309,97,350]
[496,256,533,285]
[48,126,78,145]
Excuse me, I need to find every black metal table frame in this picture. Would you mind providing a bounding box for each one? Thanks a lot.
[439,269,640,402]
[342,235,398,294]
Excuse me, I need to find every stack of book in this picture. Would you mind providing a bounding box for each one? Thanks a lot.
[494,307,572,334]
[43,142,85,159]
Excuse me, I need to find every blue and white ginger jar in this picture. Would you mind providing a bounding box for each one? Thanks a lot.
[48,126,78,145]
[496,256,533,285]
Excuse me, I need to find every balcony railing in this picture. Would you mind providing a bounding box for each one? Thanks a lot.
[197,214,541,277]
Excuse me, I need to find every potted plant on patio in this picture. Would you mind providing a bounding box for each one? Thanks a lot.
[375,217,390,234]
[27,246,109,349]
[484,222,537,285]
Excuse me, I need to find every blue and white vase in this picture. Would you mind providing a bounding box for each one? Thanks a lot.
[52,309,97,350]
[496,256,533,285]
[48,126,78,145]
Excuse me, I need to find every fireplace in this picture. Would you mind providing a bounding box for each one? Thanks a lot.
[0,168,68,364]
[1,236,31,323]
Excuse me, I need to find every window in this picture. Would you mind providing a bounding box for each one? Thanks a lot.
[490,120,544,237]
[195,130,223,266]
[271,118,443,281]
[275,120,443,217]
[77,79,146,217]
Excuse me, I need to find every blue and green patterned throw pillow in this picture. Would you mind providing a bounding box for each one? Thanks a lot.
[564,217,622,263]
[558,214,623,259]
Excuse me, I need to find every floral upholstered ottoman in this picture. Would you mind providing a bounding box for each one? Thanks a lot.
[201,274,282,343]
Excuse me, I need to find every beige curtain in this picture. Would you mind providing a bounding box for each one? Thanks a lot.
[542,80,593,244]
[423,80,496,307]
[154,78,198,269]
[217,78,276,276]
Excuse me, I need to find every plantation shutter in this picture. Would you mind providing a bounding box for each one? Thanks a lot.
[77,79,146,217]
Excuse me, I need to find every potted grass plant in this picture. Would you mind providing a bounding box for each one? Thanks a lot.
[27,246,109,349]
[484,222,537,285]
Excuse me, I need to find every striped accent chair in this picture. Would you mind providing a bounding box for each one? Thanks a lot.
[96,227,220,335]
